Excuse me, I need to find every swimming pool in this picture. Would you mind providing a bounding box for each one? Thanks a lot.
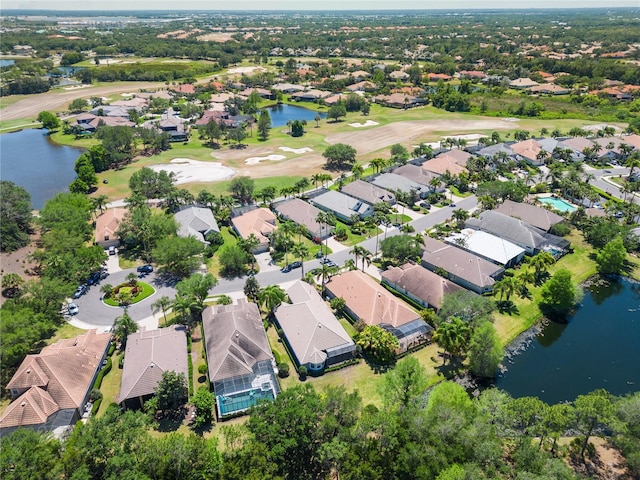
[217,389,275,416]
[538,197,576,213]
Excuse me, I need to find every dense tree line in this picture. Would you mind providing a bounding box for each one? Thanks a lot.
[2,377,639,479]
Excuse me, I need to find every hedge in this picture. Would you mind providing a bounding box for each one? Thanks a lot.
[92,357,112,390]
[187,354,194,397]
[91,398,102,416]
[108,343,115,356]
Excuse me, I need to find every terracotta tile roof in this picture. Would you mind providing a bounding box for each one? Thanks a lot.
[1,330,110,430]
[94,207,127,245]
[202,300,273,383]
[0,387,58,428]
[118,326,188,404]
[231,208,277,247]
[275,281,354,366]
[422,150,470,176]
[325,270,419,328]
[510,139,543,161]
[381,263,464,310]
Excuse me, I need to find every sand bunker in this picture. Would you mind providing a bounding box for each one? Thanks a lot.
[349,120,379,128]
[245,154,287,165]
[279,147,313,154]
[148,158,236,185]
[442,134,485,141]
[227,66,267,74]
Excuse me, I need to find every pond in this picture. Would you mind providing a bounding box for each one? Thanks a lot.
[265,103,326,128]
[0,59,15,67]
[0,128,83,209]
[495,277,640,404]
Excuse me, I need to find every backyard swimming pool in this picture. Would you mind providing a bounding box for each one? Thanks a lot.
[538,196,576,213]
[217,389,275,417]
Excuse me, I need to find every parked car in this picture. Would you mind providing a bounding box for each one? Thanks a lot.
[281,265,292,273]
[73,284,87,299]
[420,202,431,210]
[108,246,116,255]
[100,269,109,280]
[68,303,79,315]
[87,271,101,285]
[136,264,154,274]
[290,261,302,269]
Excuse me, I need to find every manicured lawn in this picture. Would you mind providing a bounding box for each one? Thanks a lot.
[191,325,208,390]
[103,281,155,307]
[97,351,123,417]
[206,226,239,276]
[339,318,357,337]
[47,322,84,345]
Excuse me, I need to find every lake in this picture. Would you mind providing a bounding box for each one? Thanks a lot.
[0,59,15,67]
[496,277,640,404]
[0,129,83,209]
[266,104,326,128]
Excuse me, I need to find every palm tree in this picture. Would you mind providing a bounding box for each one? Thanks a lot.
[240,233,260,272]
[370,157,386,175]
[315,212,336,259]
[351,163,364,180]
[100,283,113,299]
[528,252,555,283]
[360,247,372,272]
[279,221,296,265]
[291,242,309,278]
[151,295,172,326]
[173,294,198,327]
[492,276,518,302]
[429,176,442,193]
[114,311,138,350]
[451,208,469,228]
[311,173,323,190]
[350,245,363,269]
[314,113,321,128]
[434,316,470,365]
[91,194,109,218]
[259,285,287,316]
[319,263,338,289]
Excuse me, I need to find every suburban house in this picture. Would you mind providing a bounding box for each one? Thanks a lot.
[310,190,373,224]
[274,198,334,241]
[466,210,570,256]
[494,199,564,232]
[371,173,429,198]
[381,263,464,310]
[477,143,515,162]
[95,207,127,248]
[325,270,433,353]
[509,77,540,89]
[510,139,546,166]
[274,281,356,375]
[290,89,331,102]
[558,137,594,161]
[393,164,439,190]
[420,237,503,294]
[271,83,305,94]
[529,84,571,95]
[422,150,471,176]
[117,325,188,409]
[202,299,279,418]
[156,114,189,142]
[0,330,110,437]
[346,80,377,92]
[341,179,396,206]
[373,93,426,109]
[231,207,277,253]
[174,205,219,244]
[446,228,526,268]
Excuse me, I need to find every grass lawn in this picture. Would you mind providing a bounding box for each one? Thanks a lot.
[47,322,84,345]
[103,281,155,307]
[206,227,239,276]
[493,229,598,345]
[97,351,123,417]
[339,318,357,337]
[191,325,208,391]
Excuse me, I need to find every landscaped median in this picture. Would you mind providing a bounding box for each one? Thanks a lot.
[102,280,155,307]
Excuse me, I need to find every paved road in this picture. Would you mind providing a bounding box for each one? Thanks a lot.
[70,195,478,329]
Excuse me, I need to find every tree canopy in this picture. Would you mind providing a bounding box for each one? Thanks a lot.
[0,181,32,252]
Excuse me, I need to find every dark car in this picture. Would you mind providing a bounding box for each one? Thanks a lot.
[316,251,324,258]
[136,264,154,274]
[73,284,87,299]
[87,271,101,285]
[290,261,302,269]
[420,202,431,210]
[100,269,109,280]
[281,265,292,273]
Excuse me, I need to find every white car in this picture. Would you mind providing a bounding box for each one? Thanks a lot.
[68,303,79,315]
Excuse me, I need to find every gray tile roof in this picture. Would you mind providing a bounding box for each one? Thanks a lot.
[174,205,219,244]
[371,173,428,195]
[494,199,564,232]
[118,325,188,404]
[341,179,396,205]
[466,210,548,251]
[202,300,273,383]
[311,190,373,220]
[274,198,333,238]
[275,281,354,366]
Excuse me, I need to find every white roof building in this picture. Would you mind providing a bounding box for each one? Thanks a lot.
[446,228,526,267]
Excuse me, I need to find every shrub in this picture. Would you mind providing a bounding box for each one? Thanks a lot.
[549,222,571,237]
[89,388,103,402]
[278,362,290,378]
[298,365,308,379]
[197,364,208,375]
[272,350,281,363]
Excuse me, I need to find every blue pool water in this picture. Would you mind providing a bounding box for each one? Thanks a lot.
[538,196,576,213]
[217,389,275,416]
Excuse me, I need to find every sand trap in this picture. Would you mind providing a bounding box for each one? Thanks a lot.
[349,120,379,128]
[442,134,485,141]
[279,147,313,154]
[63,84,93,90]
[227,66,267,74]
[148,158,236,185]
[245,154,287,165]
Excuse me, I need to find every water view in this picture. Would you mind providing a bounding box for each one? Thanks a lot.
[0,128,83,209]
[496,277,640,404]
[266,103,326,128]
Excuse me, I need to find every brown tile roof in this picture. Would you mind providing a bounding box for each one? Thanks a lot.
[231,207,277,247]
[1,330,110,429]
[275,198,332,238]
[275,281,354,365]
[202,299,273,383]
[95,207,127,245]
[510,139,543,161]
[0,387,59,428]
[325,270,419,328]
[494,199,564,232]
[381,263,464,310]
[422,150,470,176]
[118,326,188,404]
[420,238,501,291]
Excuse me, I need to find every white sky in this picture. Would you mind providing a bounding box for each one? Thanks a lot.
[1,0,637,10]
